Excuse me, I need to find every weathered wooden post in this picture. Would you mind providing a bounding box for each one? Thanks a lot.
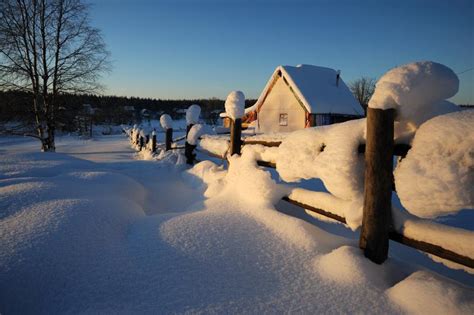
[165,128,173,151]
[139,134,144,151]
[151,130,157,153]
[160,114,174,151]
[229,119,242,155]
[359,107,395,264]
[225,91,245,156]
[185,139,197,164]
[185,105,201,164]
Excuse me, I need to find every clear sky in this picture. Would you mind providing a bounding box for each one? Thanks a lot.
[90,0,474,104]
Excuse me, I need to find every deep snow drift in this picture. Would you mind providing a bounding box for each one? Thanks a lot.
[1,134,473,314]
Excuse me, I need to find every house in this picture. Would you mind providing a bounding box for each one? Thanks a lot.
[242,64,363,133]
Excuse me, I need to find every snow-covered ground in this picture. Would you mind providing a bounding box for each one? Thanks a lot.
[1,134,473,314]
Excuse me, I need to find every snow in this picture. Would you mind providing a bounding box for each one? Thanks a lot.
[1,134,473,313]
[315,246,407,288]
[241,144,278,163]
[253,64,362,115]
[160,114,173,130]
[187,124,204,145]
[387,270,474,315]
[186,104,201,125]
[198,135,229,157]
[244,132,288,142]
[369,61,460,131]
[224,90,245,120]
[395,110,474,218]
[276,119,366,229]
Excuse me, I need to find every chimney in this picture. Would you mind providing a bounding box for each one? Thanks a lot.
[336,70,341,87]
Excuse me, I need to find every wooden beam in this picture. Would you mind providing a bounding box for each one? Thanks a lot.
[389,231,474,268]
[281,197,346,224]
[256,160,276,168]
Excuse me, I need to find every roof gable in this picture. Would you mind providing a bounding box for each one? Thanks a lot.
[252,64,363,116]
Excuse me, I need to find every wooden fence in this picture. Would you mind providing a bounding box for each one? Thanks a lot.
[196,109,473,269]
[123,110,474,269]
[125,127,186,153]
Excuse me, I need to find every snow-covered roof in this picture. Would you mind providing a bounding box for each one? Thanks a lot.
[254,64,363,116]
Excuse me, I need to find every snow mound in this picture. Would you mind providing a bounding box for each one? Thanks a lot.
[369,61,459,130]
[315,246,406,288]
[224,91,245,120]
[387,270,474,315]
[395,110,474,218]
[186,153,322,250]
[0,198,144,313]
[185,160,226,198]
[0,171,147,220]
[0,152,93,180]
[186,104,201,125]
[226,152,288,206]
[276,119,366,229]
[160,114,173,130]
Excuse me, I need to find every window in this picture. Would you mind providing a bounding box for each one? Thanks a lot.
[279,113,288,126]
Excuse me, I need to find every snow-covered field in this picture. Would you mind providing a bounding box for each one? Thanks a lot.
[1,133,473,314]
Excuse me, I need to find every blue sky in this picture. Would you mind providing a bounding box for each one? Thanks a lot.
[90,0,473,104]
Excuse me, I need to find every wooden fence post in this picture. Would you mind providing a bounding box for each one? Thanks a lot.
[139,136,144,151]
[359,107,395,264]
[229,118,242,156]
[165,128,173,151]
[185,123,195,164]
[151,131,157,153]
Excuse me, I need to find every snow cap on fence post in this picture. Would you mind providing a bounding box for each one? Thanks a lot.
[186,104,201,125]
[368,61,459,130]
[160,114,173,130]
[225,91,245,121]
[187,124,204,146]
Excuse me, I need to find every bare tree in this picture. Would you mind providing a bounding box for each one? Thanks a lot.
[349,77,376,115]
[0,0,110,151]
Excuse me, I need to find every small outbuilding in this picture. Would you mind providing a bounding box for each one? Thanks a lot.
[243,64,363,133]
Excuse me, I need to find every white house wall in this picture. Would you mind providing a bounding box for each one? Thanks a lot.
[258,77,306,133]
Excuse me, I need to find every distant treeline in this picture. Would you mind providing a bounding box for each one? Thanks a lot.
[0,90,257,131]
